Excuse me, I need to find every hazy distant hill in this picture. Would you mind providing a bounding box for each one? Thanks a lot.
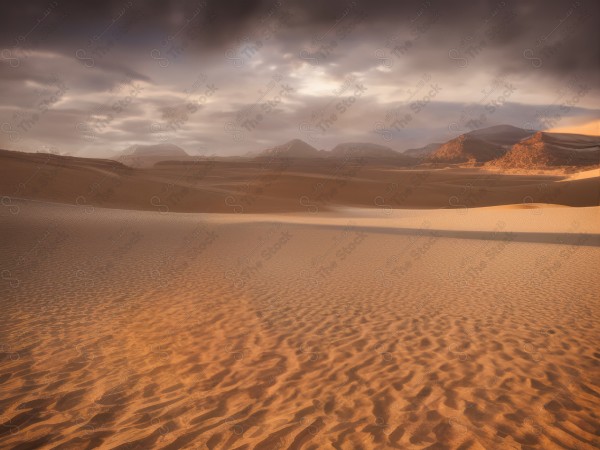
[255,139,414,163]
[116,143,191,168]
[254,139,326,159]
[402,143,443,158]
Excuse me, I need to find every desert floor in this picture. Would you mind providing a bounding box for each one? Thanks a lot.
[1,198,599,449]
[1,150,599,213]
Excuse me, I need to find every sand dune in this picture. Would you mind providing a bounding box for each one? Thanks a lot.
[1,200,599,449]
[559,168,600,182]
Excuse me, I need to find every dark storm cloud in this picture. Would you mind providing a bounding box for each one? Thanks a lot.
[3,0,598,73]
[0,0,598,155]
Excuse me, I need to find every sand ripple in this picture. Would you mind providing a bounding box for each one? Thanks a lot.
[1,202,599,449]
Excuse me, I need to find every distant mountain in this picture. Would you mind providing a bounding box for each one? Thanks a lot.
[426,125,535,164]
[123,143,189,157]
[254,139,417,163]
[402,143,443,158]
[254,139,326,159]
[115,143,191,168]
[487,132,600,169]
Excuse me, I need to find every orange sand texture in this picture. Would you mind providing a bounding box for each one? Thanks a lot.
[1,155,599,449]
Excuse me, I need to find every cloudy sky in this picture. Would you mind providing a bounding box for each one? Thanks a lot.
[0,0,598,157]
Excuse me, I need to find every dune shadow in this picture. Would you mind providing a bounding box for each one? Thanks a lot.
[252,222,600,247]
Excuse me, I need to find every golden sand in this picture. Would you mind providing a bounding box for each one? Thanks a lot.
[1,200,598,449]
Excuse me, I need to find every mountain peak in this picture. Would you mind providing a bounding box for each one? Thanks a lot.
[287,138,309,146]
[116,143,191,168]
[256,138,323,158]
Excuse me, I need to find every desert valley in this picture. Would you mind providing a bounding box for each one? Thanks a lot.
[1,0,600,448]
